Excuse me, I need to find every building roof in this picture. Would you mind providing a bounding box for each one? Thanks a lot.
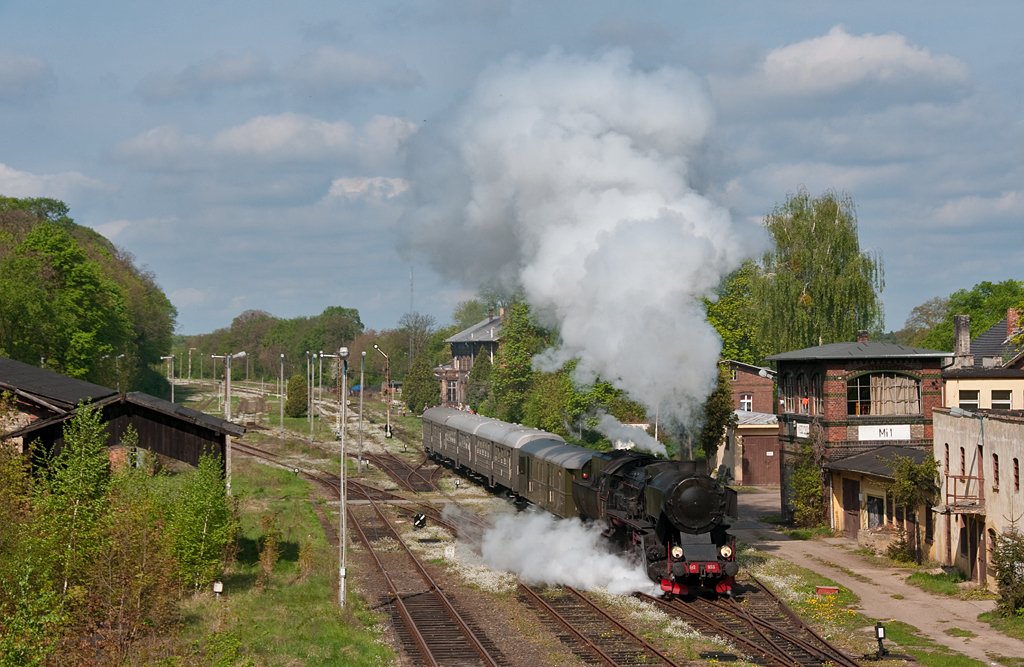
[824,445,930,478]
[725,360,775,378]
[969,316,1023,367]
[766,341,949,362]
[734,410,778,426]
[446,316,503,344]
[0,356,116,410]
[942,367,1024,379]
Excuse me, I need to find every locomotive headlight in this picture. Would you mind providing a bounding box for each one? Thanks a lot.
[719,545,733,559]
[671,546,684,560]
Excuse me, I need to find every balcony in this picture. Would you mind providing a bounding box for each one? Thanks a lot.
[939,474,985,514]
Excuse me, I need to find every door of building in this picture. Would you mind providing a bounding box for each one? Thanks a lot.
[741,435,780,485]
[842,479,861,539]
[968,517,979,581]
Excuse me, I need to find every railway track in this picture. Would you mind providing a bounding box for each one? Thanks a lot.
[349,495,509,667]
[638,579,863,667]
[519,584,683,667]
[361,451,441,492]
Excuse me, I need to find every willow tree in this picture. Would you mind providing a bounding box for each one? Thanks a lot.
[753,189,884,353]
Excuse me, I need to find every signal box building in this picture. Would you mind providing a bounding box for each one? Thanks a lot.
[438,311,504,408]
[766,335,948,523]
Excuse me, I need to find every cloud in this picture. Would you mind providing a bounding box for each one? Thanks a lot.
[287,46,420,95]
[114,113,417,169]
[170,287,211,308]
[929,191,1024,228]
[136,47,419,102]
[0,162,107,198]
[711,26,970,112]
[92,219,131,239]
[0,49,51,101]
[326,176,410,200]
[137,52,271,102]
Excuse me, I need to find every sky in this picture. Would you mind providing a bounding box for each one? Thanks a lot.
[1,1,1021,338]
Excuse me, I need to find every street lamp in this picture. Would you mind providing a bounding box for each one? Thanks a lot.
[310,352,317,442]
[212,351,246,495]
[188,347,197,380]
[318,350,324,436]
[373,345,392,439]
[338,347,349,608]
[116,354,124,393]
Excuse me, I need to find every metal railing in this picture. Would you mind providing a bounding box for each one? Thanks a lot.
[945,473,984,508]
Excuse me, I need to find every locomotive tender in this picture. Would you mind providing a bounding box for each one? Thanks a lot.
[421,407,740,595]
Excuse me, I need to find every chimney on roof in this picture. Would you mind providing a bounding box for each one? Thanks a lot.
[953,314,974,368]
[856,330,869,343]
[1008,308,1020,338]
[499,307,506,323]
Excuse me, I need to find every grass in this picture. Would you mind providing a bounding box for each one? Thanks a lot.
[943,627,977,638]
[907,570,967,597]
[230,458,313,500]
[978,611,1024,642]
[780,525,838,540]
[159,491,393,666]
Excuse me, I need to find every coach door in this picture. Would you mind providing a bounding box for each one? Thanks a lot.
[518,455,528,494]
[842,479,860,539]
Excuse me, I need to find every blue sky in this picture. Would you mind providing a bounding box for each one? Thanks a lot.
[1,1,1021,336]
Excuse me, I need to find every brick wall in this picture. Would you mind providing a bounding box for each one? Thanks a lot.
[730,366,775,413]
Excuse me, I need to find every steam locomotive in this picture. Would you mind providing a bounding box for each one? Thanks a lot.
[421,407,739,596]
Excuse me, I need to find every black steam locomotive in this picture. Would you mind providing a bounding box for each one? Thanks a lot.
[421,407,739,595]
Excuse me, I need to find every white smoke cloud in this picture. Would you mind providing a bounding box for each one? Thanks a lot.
[478,510,659,595]
[594,414,666,457]
[404,50,764,425]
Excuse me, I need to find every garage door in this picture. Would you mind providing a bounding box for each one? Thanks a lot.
[741,435,780,485]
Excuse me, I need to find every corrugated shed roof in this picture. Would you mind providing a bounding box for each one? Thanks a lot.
[445,317,503,344]
[766,341,949,362]
[734,410,778,426]
[824,445,930,477]
[0,356,116,409]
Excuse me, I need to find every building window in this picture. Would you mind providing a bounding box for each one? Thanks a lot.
[1015,458,1020,492]
[992,390,1012,410]
[781,373,795,413]
[730,367,737,381]
[811,374,823,415]
[797,374,809,414]
[993,454,1000,488]
[958,389,980,410]
[959,520,968,556]
[446,380,457,403]
[866,496,884,529]
[740,394,753,411]
[925,509,934,542]
[846,373,921,415]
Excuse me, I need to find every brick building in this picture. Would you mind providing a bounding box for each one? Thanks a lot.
[725,360,775,413]
[437,311,504,407]
[766,335,948,521]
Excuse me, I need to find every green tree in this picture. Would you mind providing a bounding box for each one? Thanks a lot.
[706,260,771,365]
[791,424,828,527]
[488,303,538,422]
[284,374,307,418]
[170,455,237,593]
[696,364,738,460]
[920,280,1024,352]
[991,520,1024,617]
[896,296,950,347]
[452,299,490,329]
[465,353,492,413]
[752,188,884,354]
[404,354,440,414]
[884,453,939,564]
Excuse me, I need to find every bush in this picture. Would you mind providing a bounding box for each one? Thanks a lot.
[885,529,915,562]
[284,374,307,418]
[991,525,1024,616]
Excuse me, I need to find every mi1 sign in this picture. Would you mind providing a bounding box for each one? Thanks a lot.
[858,424,911,441]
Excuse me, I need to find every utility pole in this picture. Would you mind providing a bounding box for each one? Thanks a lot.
[318,350,324,437]
[359,351,365,473]
[188,347,196,380]
[280,353,285,436]
[161,356,175,403]
[338,347,349,608]
[116,354,124,393]
[306,351,311,428]
[213,351,245,495]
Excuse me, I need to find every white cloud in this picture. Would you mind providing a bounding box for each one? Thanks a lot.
[327,176,410,200]
[0,49,51,101]
[930,191,1024,228]
[711,26,970,110]
[115,113,417,169]
[287,46,420,95]
[0,162,107,198]
[92,219,131,239]
[170,287,211,308]
[137,52,271,101]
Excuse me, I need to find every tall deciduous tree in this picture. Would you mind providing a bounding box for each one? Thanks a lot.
[169,455,237,593]
[403,354,440,414]
[488,303,538,423]
[896,296,949,347]
[920,280,1024,352]
[885,454,939,564]
[284,374,307,418]
[752,189,884,354]
[706,260,771,366]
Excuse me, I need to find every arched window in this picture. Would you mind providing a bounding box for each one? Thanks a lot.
[781,373,795,413]
[846,373,921,415]
[797,374,810,414]
[811,374,823,415]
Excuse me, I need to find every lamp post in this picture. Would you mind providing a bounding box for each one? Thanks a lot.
[306,351,311,427]
[188,347,196,380]
[373,344,392,439]
[320,351,343,433]
[318,350,324,437]
[309,352,316,442]
[116,354,124,393]
[359,351,365,473]
[280,353,285,436]
[160,355,175,403]
[338,347,349,608]
[212,351,246,495]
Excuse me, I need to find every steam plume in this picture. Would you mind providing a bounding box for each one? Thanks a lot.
[594,414,666,457]
[478,510,659,595]
[404,50,763,423]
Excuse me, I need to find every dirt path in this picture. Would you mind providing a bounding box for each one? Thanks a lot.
[732,489,1020,665]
